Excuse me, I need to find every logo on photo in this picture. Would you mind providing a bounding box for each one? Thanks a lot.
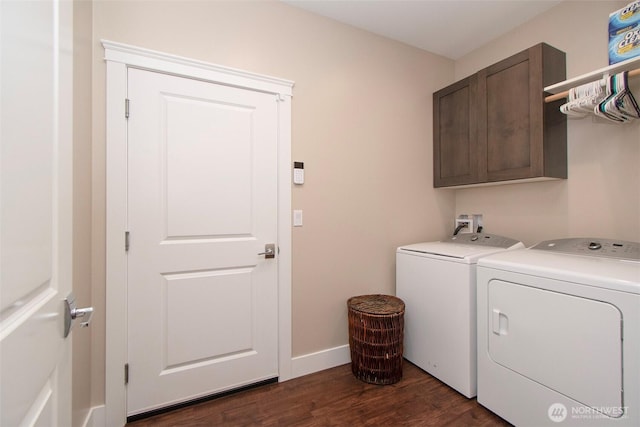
[548,403,568,423]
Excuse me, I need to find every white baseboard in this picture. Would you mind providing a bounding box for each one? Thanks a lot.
[82,405,106,427]
[289,344,351,379]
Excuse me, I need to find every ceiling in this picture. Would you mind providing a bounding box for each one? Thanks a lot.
[281,0,564,59]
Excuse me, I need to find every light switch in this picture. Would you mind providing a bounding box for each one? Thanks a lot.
[293,210,303,227]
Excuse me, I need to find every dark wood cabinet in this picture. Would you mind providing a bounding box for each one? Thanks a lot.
[433,74,481,186]
[433,43,567,188]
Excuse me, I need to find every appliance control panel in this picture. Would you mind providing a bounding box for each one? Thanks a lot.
[447,233,522,249]
[532,238,640,261]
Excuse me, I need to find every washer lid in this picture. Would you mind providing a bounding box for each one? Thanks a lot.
[398,233,524,262]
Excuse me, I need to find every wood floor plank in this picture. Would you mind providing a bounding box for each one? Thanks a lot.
[127,361,510,426]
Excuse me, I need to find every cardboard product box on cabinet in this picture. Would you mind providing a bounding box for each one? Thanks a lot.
[609,1,640,64]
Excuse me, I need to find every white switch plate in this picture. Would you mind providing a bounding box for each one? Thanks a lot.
[293,210,303,227]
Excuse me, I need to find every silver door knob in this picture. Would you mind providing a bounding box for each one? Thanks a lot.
[258,243,276,259]
[64,293,94,338]
[72,307,94,327]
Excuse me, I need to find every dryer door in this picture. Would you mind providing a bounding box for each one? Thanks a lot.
[488,280,623,415]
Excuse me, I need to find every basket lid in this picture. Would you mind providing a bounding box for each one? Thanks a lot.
[347,294,405,315]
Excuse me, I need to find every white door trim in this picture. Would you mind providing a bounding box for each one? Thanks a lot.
[103,40,293,426]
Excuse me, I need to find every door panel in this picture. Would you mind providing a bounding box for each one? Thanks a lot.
[486,61,531,172]
[433,74,481,187]
[163,269,253,366]
[127,68,278,415]
[0,1,72,425]
[164,94,253,237]
[488,280,622,413]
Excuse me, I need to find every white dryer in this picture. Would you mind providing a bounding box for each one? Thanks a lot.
[477,238,640,426]
[396,233,523,398]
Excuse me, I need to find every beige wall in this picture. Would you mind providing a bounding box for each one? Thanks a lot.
[88,0,454,405]
[72,0,93,425]
[452,0,640,246]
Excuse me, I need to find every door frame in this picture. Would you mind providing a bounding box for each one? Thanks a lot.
[103,40,294,426]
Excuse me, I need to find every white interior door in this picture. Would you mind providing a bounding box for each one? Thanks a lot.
[126,68,279,415]
[0,1,73,426]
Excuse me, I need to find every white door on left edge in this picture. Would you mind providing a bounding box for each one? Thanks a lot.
[0,1,73,426]
[126,68,279,415]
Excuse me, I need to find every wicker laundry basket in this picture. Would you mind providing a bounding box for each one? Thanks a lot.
[347,294,405,385]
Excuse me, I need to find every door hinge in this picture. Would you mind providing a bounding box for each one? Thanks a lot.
[125,98,130,119]
[125,231,130,252]
[125,363,129,385]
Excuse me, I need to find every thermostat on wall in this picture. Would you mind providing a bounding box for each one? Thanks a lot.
[293,161,304,185]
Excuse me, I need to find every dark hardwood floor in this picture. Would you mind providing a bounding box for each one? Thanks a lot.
[127,361,510,426]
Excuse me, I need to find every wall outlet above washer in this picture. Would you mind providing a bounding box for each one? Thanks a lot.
[455,214,483,234]
[456,216,474,234]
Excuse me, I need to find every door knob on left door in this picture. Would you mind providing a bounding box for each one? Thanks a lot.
[64,293,94,338]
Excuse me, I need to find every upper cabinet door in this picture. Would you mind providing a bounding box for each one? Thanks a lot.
[480,44,566,183]
[480,49,536,181]
[433,43,566,188]
[433,74,484,187]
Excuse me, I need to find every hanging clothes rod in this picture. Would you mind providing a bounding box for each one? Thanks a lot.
[545,68,640,103]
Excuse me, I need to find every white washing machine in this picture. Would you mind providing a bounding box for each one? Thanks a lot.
[477,238,640,426]
[396,233,524,398]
